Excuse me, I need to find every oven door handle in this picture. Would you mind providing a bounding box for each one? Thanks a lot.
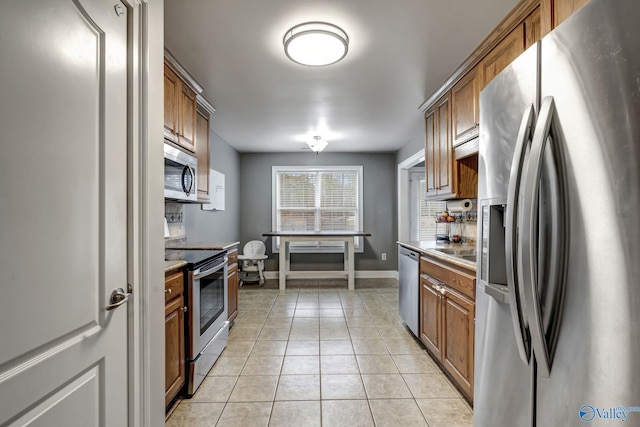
[193,257,228,279]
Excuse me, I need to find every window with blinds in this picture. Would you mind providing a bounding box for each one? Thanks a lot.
[417,178,446,240]
[272,166,363,252]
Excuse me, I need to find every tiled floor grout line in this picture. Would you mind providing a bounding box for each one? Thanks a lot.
[167,280,471,426]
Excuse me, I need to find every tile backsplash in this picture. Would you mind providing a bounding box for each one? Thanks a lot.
[165,202,185,240]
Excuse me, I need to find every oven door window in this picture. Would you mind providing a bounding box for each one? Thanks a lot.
[199,269,225,335]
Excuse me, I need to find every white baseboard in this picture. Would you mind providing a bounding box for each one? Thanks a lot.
[263,270,399,280]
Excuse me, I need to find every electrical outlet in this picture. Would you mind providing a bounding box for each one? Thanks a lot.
[381,253,387,261]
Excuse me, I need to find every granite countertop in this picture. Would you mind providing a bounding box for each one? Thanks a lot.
[165,241,240,250]
[397,240,477,272]
[165,260,187,272]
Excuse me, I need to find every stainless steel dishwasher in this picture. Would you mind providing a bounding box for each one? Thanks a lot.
[398,245,419,336]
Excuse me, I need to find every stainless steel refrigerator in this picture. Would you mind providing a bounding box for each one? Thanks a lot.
[475,0,640,425]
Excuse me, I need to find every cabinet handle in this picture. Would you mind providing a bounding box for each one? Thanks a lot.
[183,307,187,313]
[440,287,446,297]
[165,288,172,295]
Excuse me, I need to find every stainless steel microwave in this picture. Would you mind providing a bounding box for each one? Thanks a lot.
[164,143,197,202]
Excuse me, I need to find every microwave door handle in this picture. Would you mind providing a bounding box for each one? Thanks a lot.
[182,164,194,195]
[505,104,535,364]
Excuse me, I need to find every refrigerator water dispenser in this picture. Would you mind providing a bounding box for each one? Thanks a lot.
[480,200,509,303]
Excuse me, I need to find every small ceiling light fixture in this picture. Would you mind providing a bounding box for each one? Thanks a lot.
[283,22,349,67]
[308,136,328,153]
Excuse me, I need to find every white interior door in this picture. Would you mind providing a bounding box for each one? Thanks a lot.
[0,0,129,425]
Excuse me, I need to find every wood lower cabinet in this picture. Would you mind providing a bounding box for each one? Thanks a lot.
[420,275,443,360]
[165,269,186,408]
[442,286,475,400]
[419,255,476,402]
[227,247,239,323]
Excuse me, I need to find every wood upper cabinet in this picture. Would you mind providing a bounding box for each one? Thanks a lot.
[525,7,542,49]
[436,94,454,196]
[424,107,438,196]
[227,247,239,323]
[165,269,185,408]
[541,0,590,35]
[164,64,179,142]
[164,62,197,153]
[195,105,211,202]
[554,0,589,26]
[442,286,475,400]
[451,64,482,146]
[178,85,197,152]
[482,23,526,89]
[425,92,456,199]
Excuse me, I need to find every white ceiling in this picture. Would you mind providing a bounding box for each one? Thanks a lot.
[164,0,520,153]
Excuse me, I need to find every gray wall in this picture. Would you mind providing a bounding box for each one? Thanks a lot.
[240,152,398,271]
[185,130,240,242]
[396,124,425,165]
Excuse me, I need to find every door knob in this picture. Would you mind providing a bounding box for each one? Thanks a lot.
[105,287,131,311]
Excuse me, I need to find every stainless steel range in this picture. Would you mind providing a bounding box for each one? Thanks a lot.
[166,249,229,395]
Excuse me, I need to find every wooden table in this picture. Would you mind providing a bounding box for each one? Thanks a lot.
[262,231,371,290]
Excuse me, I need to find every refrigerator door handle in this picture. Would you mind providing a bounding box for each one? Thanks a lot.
[521,96,569,378]
[505,104,535,364]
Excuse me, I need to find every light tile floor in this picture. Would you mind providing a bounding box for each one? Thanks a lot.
[166,279,473,427]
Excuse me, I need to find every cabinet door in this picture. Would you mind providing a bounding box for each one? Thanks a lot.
[436,94,454,196]
[163,65,179,142]
[553,0,589,28]
[178,84,197,152]
[451,65,481,145]
[482,23,525,89]
[195,107,210,202]
[525,7,542,49]
[227,248,239,323]
[227,265,239,323]
[420,276,442,360]
[165,294,185,407]
[442,287,475,401]
[424,108,438,196]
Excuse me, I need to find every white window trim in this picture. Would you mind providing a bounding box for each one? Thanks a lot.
[272,165,364,253]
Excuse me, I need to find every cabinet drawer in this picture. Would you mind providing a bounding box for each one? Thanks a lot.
[420,256,475,299]
[165,270,184,302]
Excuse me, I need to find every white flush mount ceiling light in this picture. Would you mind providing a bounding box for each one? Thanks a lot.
[308,136,328,153]
[283,22,349,66]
